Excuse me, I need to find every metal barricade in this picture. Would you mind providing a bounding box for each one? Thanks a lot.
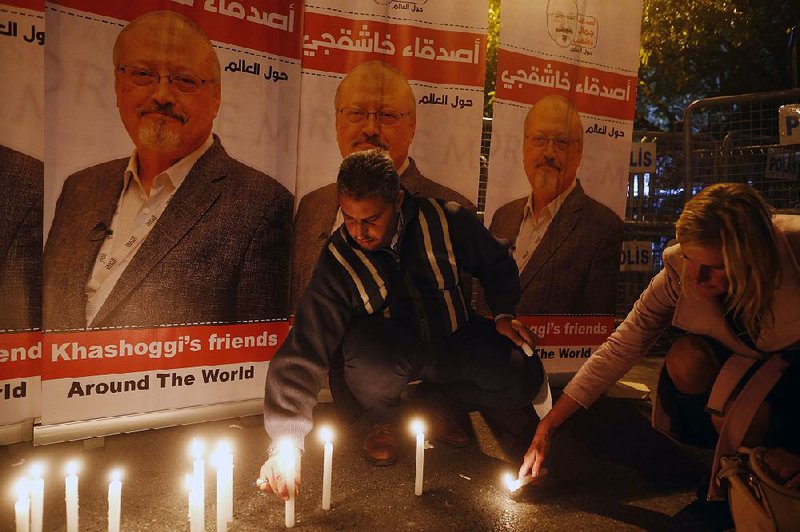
[684,88,800,212]
[619,132,681,323]
[628,131,685,222]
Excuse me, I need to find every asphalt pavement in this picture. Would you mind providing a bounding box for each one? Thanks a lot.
[1,356,717,531]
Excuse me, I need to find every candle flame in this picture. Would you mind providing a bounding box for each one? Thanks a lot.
[110,469,123,483]
[29,462,44,479]
[276,438,296,470]
[503,473,521,492]
[410,418,425,435]
[66,460,79,476]
[319,426,333,443]
[211,440,233,467]
[277,438,294,455]
[217,440,232,455]
[190,438,204,459]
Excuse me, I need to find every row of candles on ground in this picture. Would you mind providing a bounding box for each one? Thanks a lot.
[269,419,534,528]
[187,439,235,532]
[11,439,234,532]
[12,461,116,532]
[263,419,427,528]
[12,420,533,531]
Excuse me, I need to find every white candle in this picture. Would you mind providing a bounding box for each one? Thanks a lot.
[277,439,296,528]
[212,441,234,531]
[107,470,122,532]
[28,463,44,532]
[191,438,205,507]
[185,474,204,532]
[319,427,333,510]
[411,419,425,496]
[14,477,30,532]
[65,461,79,532]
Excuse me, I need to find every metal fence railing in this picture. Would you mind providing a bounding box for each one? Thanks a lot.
[684,88,800,212]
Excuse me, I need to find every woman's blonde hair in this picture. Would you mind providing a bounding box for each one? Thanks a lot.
[675,183,781,339]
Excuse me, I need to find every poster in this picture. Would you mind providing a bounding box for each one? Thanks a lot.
[39,0,300,428]
[487,0,642,377]
[0,0,44,438]
[290,0,488,305]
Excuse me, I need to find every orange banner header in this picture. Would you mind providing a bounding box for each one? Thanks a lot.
[495,49,637,120]
[50,0,303,59]
[516,315,614,346]
[0,332,42,380]
[301,11,486,86]
[2,0,43,10]
[42,321,290,380]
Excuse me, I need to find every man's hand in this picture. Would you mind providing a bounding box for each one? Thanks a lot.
[257,448,302,500]
[519,420,554,479]
[495,317,538,354]
[760,448,800,489]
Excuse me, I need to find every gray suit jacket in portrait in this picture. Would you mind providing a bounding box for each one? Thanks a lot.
[489,180,623,315]
[0,145,43,332]
[43,136,293,330]
[289,157,476,310]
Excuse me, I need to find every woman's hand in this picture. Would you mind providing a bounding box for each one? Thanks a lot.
[519,420,554,479]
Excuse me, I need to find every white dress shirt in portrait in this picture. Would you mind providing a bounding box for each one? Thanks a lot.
[512,180,576,272]
[84,136,214,325]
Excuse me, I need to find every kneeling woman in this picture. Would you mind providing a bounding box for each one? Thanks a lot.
[520,183,800,491]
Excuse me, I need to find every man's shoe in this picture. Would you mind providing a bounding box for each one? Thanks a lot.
[429,406,471,448]
[363,424,398,465]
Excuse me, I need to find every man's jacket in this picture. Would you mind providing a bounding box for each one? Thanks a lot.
[264,191,519,448]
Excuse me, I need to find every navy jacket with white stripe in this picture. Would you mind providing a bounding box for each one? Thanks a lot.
[264,190,520,449]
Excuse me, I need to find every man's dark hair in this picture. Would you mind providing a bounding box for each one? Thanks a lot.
[337,149,400,203]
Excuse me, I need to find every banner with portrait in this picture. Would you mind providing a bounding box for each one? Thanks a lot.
[0,0,44,441]
[485,0,642,380]
[290,0,488,306]
[39,0,300,431]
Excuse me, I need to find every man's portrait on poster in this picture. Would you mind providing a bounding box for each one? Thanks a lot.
[489,94,623,315]
[0,145,43,332]
[44,10,293,330]
[290,60,476,309]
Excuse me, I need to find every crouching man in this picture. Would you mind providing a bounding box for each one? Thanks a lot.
[259,149,543,498]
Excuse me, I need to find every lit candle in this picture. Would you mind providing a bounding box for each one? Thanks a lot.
[107,469,122,532]
[277,439,296,528]
[28,463,44,532]
[65,461,79,532]
[190,438,205,506]
[14,477,30,532]
[411,419,425,496]
[185,474,204,532]
[212,441,234,531]
[502,471,537,492]
[319,427,333,510]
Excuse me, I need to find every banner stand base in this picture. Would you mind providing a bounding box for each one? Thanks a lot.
[0,419,34,445]
[33,399,263,446]
[34,387,334,446]
[83,436,106,450]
